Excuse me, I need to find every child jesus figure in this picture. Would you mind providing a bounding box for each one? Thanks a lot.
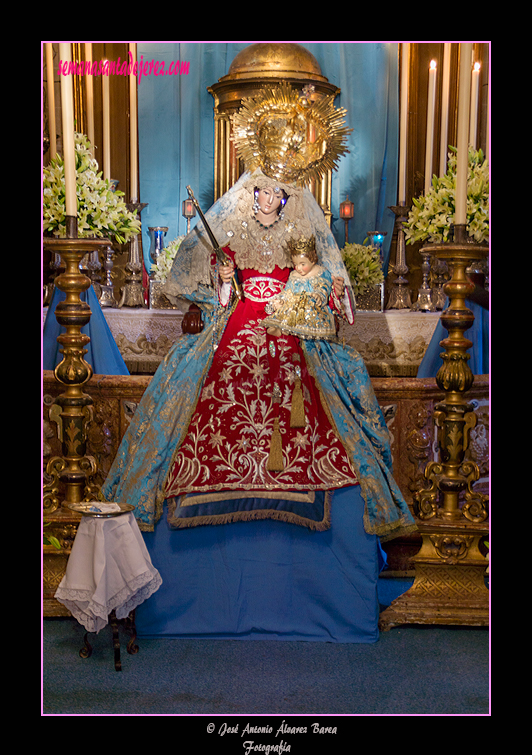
[261,235,338,341]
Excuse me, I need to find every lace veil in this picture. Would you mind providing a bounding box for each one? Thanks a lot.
[163,169,354,308]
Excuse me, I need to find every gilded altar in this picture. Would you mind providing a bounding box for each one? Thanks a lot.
[43,369,488,615]
[43,307,441,377]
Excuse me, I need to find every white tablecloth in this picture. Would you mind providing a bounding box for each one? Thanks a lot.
[43,307,440,375]
[55,512,162,633]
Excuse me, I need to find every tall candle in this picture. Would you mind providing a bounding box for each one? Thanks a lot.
[439,43,451,176]
[129,43,138,201]
[424,59,437,194]
[469,61,481,148]
[84,43,95,151]
[455,44,472,227]
[45,43,57,160]
[102,61,111,180]
[398,43,409,204]
[485,90,490,163]
[59,43,77,219]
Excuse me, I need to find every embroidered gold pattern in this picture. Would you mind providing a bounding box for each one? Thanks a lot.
[243,277,285,302]
[164,321,357,497]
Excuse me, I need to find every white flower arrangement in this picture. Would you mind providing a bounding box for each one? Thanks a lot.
[151,236,185,282]
[43,133,141,244]
[403,146,489,245]
[341,242,384,297]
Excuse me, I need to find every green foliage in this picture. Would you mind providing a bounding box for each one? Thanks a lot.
[43,133,141,244]
[403,146,489,245]
[43,521,61,550]
[341,243,384,296]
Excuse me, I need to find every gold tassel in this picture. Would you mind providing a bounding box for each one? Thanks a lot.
[267,418,284,471]
[290,378,305,427]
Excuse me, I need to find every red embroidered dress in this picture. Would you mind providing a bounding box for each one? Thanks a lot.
[164,253,358,500]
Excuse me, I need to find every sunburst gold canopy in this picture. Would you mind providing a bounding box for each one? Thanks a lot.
[230,81,352,186]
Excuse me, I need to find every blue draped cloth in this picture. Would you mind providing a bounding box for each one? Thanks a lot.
[136,487,386,643]
[417,300,489,378]
[43,285,129,376]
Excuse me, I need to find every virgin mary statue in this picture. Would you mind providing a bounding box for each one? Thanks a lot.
[103,83,415,542]
[101,84,416,642]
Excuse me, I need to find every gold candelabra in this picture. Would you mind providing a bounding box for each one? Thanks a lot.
[380,225,489,629]
[43,226,109,511]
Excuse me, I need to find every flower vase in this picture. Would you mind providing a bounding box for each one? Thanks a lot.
[148,227,168,268]
[148,227,169,309]
[355,283,384,312]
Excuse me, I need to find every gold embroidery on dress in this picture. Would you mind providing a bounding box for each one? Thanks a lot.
[164,322,357,497]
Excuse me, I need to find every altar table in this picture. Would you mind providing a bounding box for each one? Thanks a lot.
[43,306,440,376]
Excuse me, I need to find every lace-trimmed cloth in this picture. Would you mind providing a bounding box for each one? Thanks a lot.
[54,512,162,633]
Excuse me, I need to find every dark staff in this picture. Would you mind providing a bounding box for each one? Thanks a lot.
[186,186,244,301]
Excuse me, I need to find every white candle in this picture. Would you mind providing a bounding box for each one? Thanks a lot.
[129,43,138,202]
[45,43,57,160]
[59,43,77,218]
[439,43,451,176]
[398,43,409,204]
[485,90,490,163]
[398,42,410,206]
[469,61,481,149]
[455,44,472,227]
[424,59,437,194]
[84,43,95,151]
[102,61,111,180]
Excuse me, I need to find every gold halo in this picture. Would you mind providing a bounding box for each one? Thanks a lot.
[231,82,352,186]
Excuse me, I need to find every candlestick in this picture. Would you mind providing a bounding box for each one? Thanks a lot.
[118,201,148,308]
[45,43,57,160]
[424,60,437,194]
[455,44,472,226]
[43,236,110,508]
[129,43,139,202]
[387,205,412,309]
[102,62,111,181]
[379,239,488,632]
[59,43,77,220]
[398,43,410,204]
[439,43,451,176]
[412,248,436,312]
[469,61,481,148]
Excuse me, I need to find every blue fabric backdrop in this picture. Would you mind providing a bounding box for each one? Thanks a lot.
[137,42,399,274]
[417,299,489,378]
[42,285,129,376]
